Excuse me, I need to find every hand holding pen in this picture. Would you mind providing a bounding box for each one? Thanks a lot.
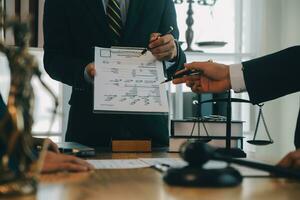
[142,26,177,61]
[161,60,215,84]
[161,68,204,84]
[172,61,232,93]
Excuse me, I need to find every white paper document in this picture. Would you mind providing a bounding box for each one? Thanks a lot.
[94,47,169,114]
[87,158,187,169]
[87,159,149,169]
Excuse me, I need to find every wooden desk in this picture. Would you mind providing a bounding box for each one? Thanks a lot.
[4,152,300,200]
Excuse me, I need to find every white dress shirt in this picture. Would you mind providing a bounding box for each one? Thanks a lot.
[229,63,247,93]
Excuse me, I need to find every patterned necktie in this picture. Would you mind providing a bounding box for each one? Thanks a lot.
[107,0,122,45]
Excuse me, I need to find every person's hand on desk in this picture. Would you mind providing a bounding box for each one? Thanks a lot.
[172,62,231,93]
[33,137,59,153]
[149,33,177,61]
[277,150,300,169]
[42,151,95,173]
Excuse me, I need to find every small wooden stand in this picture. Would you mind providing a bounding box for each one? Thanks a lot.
[112,140,152,152]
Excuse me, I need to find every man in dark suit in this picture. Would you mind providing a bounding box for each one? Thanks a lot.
[172,46,300,168]
[43,0,186,148]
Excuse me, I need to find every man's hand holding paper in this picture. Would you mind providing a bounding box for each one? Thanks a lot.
[86,63,96,77]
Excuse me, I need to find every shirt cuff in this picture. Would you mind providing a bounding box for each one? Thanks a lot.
[229,63,246,93]
[84,67,94,84]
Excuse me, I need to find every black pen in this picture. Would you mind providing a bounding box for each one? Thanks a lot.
[140,26,174,56]
[160,69,204,84]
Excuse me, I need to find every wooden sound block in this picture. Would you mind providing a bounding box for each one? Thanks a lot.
[111,140,152,152]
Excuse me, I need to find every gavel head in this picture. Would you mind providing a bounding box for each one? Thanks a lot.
[179,140,217,166]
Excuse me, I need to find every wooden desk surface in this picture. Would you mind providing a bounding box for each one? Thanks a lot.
[4,152,300,200]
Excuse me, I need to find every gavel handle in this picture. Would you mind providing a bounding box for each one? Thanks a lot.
[215,156,300,179]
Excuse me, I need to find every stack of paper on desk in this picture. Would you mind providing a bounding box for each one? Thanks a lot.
[94,47,169,114]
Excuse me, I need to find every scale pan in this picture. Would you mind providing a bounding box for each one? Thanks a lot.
[247,140,273,145]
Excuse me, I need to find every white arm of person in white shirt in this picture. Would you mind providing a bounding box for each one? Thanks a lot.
[172,61,300,170]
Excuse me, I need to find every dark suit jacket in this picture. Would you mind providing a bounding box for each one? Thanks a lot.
[242,46,300,149]
[43,0,186,147]
[0,94,7,166]
[0,94,6,120]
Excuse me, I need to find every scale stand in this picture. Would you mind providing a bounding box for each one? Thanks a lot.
[189,94,212,143]
[201,91,247,158]
[215,91,246,157]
